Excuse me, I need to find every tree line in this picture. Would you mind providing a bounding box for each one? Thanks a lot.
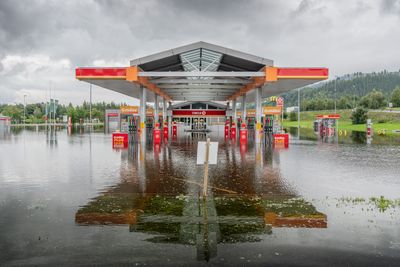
[0,101,125,124]
[299,87,400,111]
[282,70,400,111]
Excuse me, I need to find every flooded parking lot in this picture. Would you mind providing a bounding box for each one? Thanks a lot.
[1,127,400,266]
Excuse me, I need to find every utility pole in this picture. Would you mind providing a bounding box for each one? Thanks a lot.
[45,87,48,130]
[23,94,27,125]
[334,76,338,114]
[89,84,92,124]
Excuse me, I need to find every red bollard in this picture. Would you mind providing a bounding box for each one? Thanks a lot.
[230,122,237,139]
[153,123,161,144]
[239,123,248,144]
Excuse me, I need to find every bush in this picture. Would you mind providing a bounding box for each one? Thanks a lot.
[351,107,368,124]
[359,89,386,109]
[391,86,400,107]
[289,112,297,121]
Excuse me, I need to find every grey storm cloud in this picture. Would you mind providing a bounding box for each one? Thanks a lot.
[381,0,400,14]
[0,0,400,105]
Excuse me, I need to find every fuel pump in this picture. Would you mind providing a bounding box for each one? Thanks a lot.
[263,115,274,134]
[163,121,169,139]
[224,118,230,138]
[239,123,248,144]
[146,116,154,129]
[128,116,139,133]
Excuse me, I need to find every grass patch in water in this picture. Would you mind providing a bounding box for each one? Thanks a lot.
[77,194,136,214]
[214,196,264,216]
[369,196,396,212]
[263,198,324,217]
[336,196,400,212]
[144,195,186,216]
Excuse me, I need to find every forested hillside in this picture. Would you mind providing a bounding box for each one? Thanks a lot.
[282,70,400,109]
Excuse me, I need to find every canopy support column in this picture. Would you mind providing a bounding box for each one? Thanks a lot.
[168,101,172,137]
[154,93,159,124]
[162,98,167,124]
[139,85,146,143]
[255,87,262,143]
[241,94,247,125]
[226,101,230,122]
[232,99,237,124]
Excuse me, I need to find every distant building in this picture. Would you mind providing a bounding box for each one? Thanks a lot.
[0,114,11,127]
[286,106,299,113]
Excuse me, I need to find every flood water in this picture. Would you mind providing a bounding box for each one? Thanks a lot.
[1,127,400,266]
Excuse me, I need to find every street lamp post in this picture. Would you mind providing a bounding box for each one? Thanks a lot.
[334,76,339,114]
[334,77,337,114]
[23,94,27,125]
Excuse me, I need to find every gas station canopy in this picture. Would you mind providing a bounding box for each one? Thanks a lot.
[76,41,328,102]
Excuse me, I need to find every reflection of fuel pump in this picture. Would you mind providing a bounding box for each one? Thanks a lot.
[240,123,248,144]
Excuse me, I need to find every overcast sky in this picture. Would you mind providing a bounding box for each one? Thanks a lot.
[0,0,399,105]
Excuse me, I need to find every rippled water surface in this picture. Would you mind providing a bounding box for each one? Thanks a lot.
[1,127,400,266]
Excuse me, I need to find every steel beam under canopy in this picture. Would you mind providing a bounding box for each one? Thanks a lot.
[138,71,265,77]
[158,84,241,89]
[150,78,250,84]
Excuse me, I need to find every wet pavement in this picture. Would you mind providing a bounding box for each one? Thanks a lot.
[0,126,400,266]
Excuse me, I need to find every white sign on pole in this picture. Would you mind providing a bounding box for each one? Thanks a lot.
[197,141,218,165]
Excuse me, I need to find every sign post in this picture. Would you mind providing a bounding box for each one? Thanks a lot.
[203,139,210,197]
[197,138,218,197]
[276,97,284,132]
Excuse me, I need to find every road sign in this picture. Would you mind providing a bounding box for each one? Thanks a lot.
[276,97,284,107]
[197,141,218,165]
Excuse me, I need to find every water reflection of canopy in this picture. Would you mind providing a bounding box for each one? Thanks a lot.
[75,193,327,243]
[75,41,328,103]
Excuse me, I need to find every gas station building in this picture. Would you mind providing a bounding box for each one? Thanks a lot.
[76,41,328,142]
